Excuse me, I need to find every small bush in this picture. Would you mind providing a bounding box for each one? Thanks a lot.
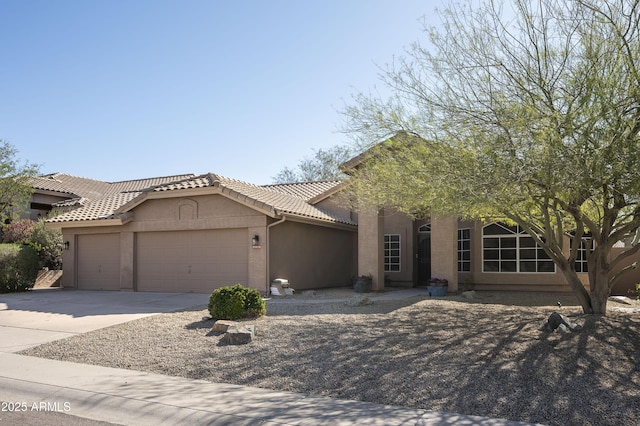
[30,220,63,269]
[0,244,39,293]
[208,284,266,320]
[2,219,35,243]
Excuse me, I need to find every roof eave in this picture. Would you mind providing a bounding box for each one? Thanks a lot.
[45,213,133,229]
[278,211,357,231]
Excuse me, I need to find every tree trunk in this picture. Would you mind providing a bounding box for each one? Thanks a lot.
[557,261,595,314]
[589,271,610,315]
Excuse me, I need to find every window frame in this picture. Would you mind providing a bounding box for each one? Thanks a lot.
[384,234,401,272]
[458,228,471,272]
[482,223,555,273]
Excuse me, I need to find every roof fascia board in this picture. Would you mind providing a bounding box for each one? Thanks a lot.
[33,188,78,197]
[45,215,133,229]
[279,213,357,231]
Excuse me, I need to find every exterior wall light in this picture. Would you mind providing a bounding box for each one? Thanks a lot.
[252,235,260,248]
[64,241,70,250]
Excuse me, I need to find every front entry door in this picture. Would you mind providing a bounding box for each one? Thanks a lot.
[418,232,431,286]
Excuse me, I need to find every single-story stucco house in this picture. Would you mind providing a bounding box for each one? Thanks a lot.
[31,173,356,293]
[30,164,639,296]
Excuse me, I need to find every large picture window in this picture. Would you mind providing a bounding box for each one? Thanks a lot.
[384,234,401,272]
[458,228,471,272]
[482,223,555,273]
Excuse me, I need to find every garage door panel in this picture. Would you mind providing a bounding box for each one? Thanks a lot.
[136,229,248,293]
[77,234,120,290]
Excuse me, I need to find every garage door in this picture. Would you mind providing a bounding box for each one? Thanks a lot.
[136,229,248,293]
[77,233,121,290]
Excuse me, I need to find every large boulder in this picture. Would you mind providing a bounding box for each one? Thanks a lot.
[221,325,255,345]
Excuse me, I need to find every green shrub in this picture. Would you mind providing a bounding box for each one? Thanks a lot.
[0,244,39,293]
[2,219,35,243]
[208,284,266,320]
[29,220,63,269]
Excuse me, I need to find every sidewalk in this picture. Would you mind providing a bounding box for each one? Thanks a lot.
[0,353,540,426]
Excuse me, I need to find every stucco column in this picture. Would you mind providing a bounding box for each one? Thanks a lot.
[430,215,458,293]
[358,209,385,291]
[120,231,134,291]
[61,232,75,289]
[248,226,267,293]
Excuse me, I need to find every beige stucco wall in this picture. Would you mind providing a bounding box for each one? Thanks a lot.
[269,220,356,290]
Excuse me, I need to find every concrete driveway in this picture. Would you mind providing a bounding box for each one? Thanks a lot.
[0,289,208,353]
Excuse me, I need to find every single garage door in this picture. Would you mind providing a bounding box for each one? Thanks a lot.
[136,229,248,293]
[77,233,121,290]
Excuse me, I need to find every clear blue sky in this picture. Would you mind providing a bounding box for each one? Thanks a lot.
[1,1,438,184]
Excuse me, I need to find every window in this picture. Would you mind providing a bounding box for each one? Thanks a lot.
[572,235,592,273]
[384,234,401,272]
[458,228,471,272]
[482,223,555,273]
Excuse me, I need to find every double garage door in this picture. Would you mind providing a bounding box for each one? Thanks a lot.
[77,229,248,293]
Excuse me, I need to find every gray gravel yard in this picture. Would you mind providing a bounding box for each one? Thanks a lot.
[21,289,640,426]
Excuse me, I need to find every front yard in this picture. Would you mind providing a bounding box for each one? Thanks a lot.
[21,290,640,426]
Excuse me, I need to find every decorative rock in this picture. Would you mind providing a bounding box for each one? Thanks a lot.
[609,295,633,305]
[540,312,582,332]
[212,320,238,333]
[345,295,374,307]
[462,291,476,299]
[221,325,255,345]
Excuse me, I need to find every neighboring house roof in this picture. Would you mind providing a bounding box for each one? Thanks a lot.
[47,173,355,227]
[30,173,196,202]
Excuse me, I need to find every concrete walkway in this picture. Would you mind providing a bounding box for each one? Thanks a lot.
[0,289,541,425]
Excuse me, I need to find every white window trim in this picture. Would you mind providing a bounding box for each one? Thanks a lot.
[482,223,556,274]
[384,234,401,272]
[458,228,471,272]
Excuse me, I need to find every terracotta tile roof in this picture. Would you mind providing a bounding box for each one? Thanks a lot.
[26,175,79,196]
[47,192,141,223]
[261,181,342,201]
[51,197,88,208]
[46,173,355,227]
[30,173,196,201]
[109,174,196,193]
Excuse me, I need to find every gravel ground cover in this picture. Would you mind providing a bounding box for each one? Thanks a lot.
[21,289,640,426]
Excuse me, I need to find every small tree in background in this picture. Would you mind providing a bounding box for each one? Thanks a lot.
[272,145,353,183]
[0,140,39,223]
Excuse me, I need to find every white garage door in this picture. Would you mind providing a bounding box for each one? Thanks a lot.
[136,229,248,293]
[77,233,121,290]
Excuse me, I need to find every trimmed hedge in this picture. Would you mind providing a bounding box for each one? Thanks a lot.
[208,284,266,320]
[0,244,39,293]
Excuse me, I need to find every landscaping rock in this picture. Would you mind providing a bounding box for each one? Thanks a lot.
[221,325,255,345]
[462,291,476,299]
[540,312,582,333]
[345,295,374,307]
[609,295,633,305]
[212,320,238,333]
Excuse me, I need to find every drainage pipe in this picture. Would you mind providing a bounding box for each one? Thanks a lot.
[265,216,286,294]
